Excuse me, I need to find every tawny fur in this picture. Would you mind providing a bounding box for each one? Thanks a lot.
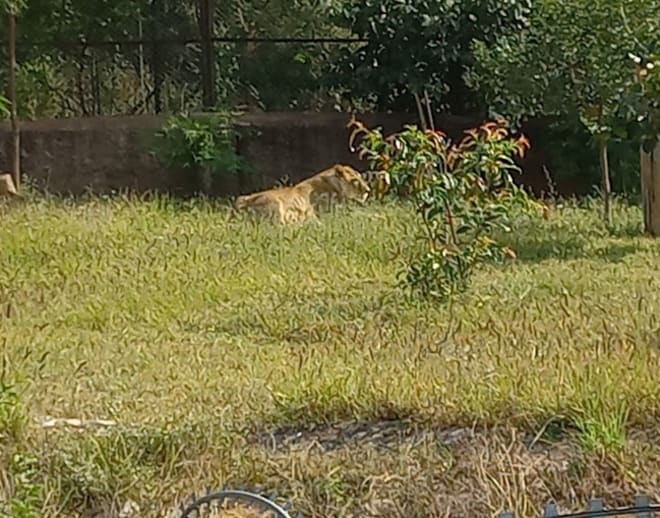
[233,164,370,224]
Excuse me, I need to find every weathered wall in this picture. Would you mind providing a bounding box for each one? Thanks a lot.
[0,111,590,198]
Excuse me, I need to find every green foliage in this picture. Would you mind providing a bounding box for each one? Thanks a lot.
[13,57,68,119]
[327,0,532,112]
[543,117,642,195]
[349,118,540,301]
[15,0,181,44]
[626,51,660,151]
[1,0,346,116]
[0,94,9,119]
[572,368,630,454]
[1,0,26,14]
[0,370,38,518]
[469,0,660,142]
[0,453,43,518]
[152,110,245,188]
[218,0,344,110]
[233,43,329,110]
[0,376,26,444]
[3,0,198,116]
[468,0,643,134]
[467,0,660,218]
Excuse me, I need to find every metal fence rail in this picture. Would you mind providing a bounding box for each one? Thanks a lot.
[501,495,660,518]
[179,489,659,518]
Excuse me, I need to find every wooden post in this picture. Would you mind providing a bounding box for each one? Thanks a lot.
[150,0,163,113]
[641,140,660,237]
[199,0,216,109]
[8,11,20,190]
[598,138,613,226]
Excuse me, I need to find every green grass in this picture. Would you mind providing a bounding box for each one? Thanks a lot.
[1,195,659,517]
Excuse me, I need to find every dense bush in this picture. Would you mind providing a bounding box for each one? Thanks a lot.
[326,0,532,113]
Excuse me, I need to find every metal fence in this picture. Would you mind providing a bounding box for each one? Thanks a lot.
[178,488,660,518]
[502,496,660,518]
[0,1,365,119]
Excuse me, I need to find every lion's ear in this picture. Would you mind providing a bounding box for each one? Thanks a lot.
[335,165,352,179]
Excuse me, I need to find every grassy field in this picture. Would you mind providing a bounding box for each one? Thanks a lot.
[1,194,659,517]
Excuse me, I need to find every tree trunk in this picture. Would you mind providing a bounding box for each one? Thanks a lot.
[150,0,163,113]
[8,12,20,190]
[413,93,428,131]
[598,138,612,226]
[641,140,660,237]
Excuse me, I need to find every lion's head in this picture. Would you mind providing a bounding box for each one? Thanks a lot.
[332,164,371,203]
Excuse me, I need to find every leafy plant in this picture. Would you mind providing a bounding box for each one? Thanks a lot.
[0,94,9,119]
[152,109,246,194]
[349,117,540,302]
[0,453,44,518]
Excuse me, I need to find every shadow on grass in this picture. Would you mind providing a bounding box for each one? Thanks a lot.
[498,231,643,264]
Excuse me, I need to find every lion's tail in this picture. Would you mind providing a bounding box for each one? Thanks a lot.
[234,192,272,211]
[233,194,256,210]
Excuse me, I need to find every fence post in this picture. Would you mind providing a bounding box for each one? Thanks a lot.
[588,498,604,512]
[149,0,163,113]
[199,0,216,109]
[641,140,660,237]
[543,502,559,517]
[635,494,651,518]
[7,10,20,190]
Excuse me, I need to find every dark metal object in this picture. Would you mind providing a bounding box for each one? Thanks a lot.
[178,488,301,518]
[179,487,660,517]
[501,495,660,518]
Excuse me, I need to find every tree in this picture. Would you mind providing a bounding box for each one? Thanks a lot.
[326,0,532,114]
[468,0,660,226]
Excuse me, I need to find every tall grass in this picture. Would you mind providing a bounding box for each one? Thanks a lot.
[0,195,658,517]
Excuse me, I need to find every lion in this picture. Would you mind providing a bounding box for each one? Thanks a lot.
[0,172,19,197]
[233,164,370,224]
[299,163,371,213]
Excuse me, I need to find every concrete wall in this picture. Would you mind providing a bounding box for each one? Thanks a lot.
[0,111,590,198]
